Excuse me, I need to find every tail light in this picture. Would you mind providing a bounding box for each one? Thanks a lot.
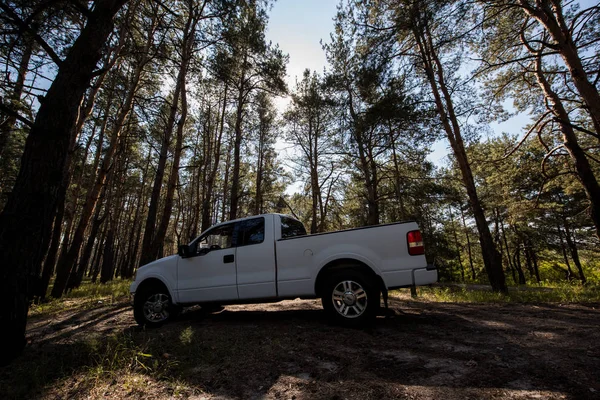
[407,230,425,255]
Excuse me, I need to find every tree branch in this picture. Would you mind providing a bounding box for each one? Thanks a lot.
[0,102,34,127]
[0,2,63,66]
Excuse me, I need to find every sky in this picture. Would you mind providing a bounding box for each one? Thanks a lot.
[265,0,338,98]
[264,0,596,169]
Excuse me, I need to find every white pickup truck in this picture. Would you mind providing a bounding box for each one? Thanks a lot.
[130,213,437,327]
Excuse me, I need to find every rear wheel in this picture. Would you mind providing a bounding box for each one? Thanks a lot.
[321,270,379,327]
[134,283,176,327]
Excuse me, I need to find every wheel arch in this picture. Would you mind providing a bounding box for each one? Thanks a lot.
[314,258,385,298]
[134,277,174,302]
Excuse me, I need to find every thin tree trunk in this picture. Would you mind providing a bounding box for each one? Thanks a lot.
[460,207,476,281]
[37,193,65,300]
[557,225,574,281]
[513,245,526,285]
[230,52,248,221]
[449,206,465,282]
[91,215,110,283]
[0,28,34,163]
[100,227,116,284]
[222,135,233,221]
[529,241,541,283]
[150,72,188,259]
[563,217,586,284]
[346,91,379,226]
[201,85,227,233]
[499,217,517,284]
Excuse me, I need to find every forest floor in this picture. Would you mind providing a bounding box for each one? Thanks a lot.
[2,289,599,400]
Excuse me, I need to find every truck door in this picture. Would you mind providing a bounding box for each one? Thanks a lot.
[177,222,238,303]
[236,216,277,299]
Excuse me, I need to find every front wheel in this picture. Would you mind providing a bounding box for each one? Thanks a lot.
[134,284,177,327]
[321,270,380,327]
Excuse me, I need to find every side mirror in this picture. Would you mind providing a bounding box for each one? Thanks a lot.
[178,244,191,258]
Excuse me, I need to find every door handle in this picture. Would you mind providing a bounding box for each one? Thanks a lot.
[223,254,234,263]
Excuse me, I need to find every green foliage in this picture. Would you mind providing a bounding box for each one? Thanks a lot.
[30,279,131,316]
[394,283,600,303]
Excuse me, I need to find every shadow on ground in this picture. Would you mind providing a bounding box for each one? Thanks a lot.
[1,298,599,399]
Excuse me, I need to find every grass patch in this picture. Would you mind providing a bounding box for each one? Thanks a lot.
[2,329,195,399]
[391,283,600,303]
[30,279,131,317]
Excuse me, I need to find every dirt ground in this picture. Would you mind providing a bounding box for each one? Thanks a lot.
[2,296,599,399]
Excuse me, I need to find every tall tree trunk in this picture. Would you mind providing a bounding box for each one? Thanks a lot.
[255,125,265,216]
[230,53,248,221]
[412,13,505,292]
[150,72,188,259]
[201,85,227,233]
[222,134,233,221]
[346,91,379,226]
[0,0,127,365]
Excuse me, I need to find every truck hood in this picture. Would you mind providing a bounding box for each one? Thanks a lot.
[140,254,178,269]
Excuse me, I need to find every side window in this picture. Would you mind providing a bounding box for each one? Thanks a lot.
[281,217,307,239]
[239,217,265,246]
[197,223,236,253]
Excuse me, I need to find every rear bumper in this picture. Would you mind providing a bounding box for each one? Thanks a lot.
[414,266,438,285]
[384,264,438,290]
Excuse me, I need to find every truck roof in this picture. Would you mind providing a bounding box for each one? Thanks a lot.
[209,213,297,228]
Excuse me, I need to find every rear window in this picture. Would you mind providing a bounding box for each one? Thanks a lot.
[281,217,307,239]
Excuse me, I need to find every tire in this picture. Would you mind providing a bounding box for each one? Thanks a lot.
[321,270,380,327]
[133,282,176,327]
